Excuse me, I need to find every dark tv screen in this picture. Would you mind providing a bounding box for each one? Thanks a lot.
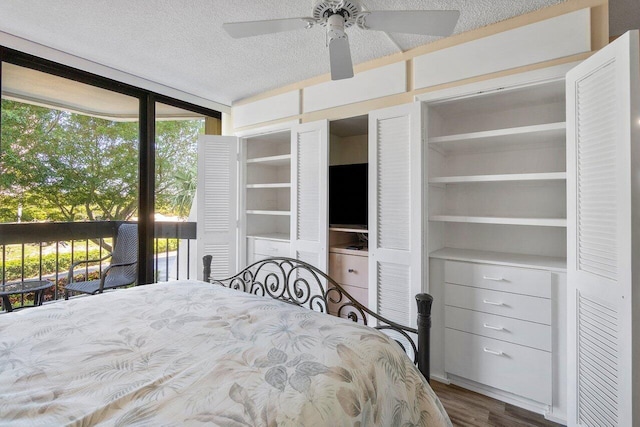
[329,163,368,227]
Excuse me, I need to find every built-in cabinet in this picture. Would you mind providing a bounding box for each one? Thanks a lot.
[328,241,369,322]
[427,80,568,258]
[327,117,370,317]
[198,30,640,426]
[444,261,553,405]
[424,77,568,418]
[243,130,292,264]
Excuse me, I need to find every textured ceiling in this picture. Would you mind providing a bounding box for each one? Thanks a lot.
[610,0,640,37]
[0,0,569,107]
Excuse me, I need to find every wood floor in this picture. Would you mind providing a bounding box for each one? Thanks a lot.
[431,381,564,427]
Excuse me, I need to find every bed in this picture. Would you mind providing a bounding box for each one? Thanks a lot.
[0,257,450,426]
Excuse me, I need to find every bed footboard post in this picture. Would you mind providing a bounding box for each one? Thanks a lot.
[203,255,212,282]
[416,293,433,383]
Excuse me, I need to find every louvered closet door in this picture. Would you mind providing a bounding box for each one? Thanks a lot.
[196,135,238,280]
[566,31,639,427]
[291,120,329,272]
[368,102,424,327]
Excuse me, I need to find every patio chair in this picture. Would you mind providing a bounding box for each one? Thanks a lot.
[65,223,138,299]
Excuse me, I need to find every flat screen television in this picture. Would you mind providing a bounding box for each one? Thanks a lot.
[329,163,368,227]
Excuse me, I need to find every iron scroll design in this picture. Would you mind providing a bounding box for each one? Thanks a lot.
[203,255,433,381]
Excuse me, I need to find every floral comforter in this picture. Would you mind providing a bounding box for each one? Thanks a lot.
[0,280,450,426]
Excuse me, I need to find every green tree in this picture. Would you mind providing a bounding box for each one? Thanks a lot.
[1,101,138,221]
[155,120,202,217]
[170,166,197,217]
[0,100,202,223]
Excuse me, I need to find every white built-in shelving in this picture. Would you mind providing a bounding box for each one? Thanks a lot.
[429,172,566,184]
[430,247,566,272]
[246,183,291,189]
[246,232,290,242]
[246,210,290,216]
[427,78,568,263]
[243,131,292,250]
[429,215,567,227]
[428,122,566,152]
[246,154,291,166]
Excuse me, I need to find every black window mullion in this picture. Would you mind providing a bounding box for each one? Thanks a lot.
[138,94,155,285]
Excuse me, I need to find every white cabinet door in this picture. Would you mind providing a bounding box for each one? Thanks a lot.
[196,135,238,280]
[566,30,640,427]
[368,102,424,327]
[290,120,329,272]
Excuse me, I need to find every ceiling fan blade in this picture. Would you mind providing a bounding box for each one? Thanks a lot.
[329,36,354,80]
[363,10,460,36]
[223,17,314,38]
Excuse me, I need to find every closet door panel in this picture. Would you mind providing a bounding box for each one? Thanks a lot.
[566,30,639,427]
[368,102,424,326]
[196,135,239,279]
[291,120,329,271]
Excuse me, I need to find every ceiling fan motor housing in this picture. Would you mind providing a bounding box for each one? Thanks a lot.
[313,0,361,28]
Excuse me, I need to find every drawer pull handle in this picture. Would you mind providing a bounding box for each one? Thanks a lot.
[483,347,504,356]
[483,323,504,331]
[348,269,356,273]
[482,299,504,306]
[483,276,504,281]
[267,247,278,252]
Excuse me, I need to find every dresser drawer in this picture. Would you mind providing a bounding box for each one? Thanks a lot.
[249,252,286,264]
[445,328,552,404]
[248,238,290,257]
[329,253,368,288]
[444,261,551,298]
[445,306,551,351]
[328,284,369,322]
[445,284,551,325]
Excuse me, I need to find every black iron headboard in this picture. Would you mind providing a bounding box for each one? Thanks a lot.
[203,255,433,382]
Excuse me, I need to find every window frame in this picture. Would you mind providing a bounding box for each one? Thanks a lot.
[0,46,221,284]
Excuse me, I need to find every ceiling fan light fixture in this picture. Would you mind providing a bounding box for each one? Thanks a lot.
[326,13,347,44]
[313,0,361,27]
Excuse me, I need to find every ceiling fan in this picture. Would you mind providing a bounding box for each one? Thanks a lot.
[223,0,460,81]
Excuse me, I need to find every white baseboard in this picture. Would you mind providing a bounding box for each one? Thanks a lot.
[430,374,451,385]
[544,411,567,425]
[446,375,550,416]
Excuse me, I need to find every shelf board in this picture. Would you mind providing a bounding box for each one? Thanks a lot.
[430,247,566,272]
[246,233,290,242]
[246,154,291,166]
[428,122,566,152]
[329,226,369,234]
[246,210,291,216]
[246,183,291,189]
[429,215,567,227]
[429,172,566,184]
[330,243,368,256]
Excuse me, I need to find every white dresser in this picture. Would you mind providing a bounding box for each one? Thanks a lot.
[444,260,552,405]
[328,245,368,322]
[247,236,290,263]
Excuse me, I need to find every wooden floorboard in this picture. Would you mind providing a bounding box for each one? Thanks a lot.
[431,381,564,427]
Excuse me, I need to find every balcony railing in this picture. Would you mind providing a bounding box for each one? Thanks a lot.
[0,221,196,311]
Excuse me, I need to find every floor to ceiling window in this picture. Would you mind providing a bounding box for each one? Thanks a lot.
[0,47,220,310]
[154,102,204,281]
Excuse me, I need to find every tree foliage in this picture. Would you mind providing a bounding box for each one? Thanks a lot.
[0,100,202,222]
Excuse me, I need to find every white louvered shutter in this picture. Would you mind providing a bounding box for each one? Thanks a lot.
[196,135,238,280]
[368,102,424,327]
[290,120,329,272]
[566,31,639,427]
